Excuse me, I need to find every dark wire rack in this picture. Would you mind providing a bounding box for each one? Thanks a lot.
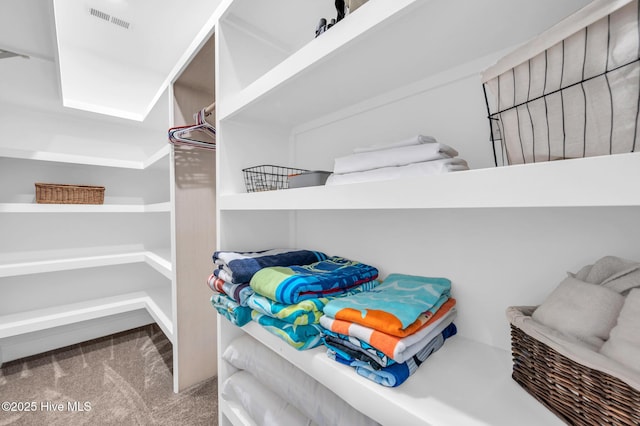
[482,1,640,167]
[242,165,310,192]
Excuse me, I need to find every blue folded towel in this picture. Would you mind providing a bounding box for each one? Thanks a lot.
[213,248,327,284]
[329,323,457,387]
[250,256,379,304]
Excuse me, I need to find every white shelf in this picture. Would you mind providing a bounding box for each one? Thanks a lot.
[0,201,171,213]
[220,0,415,124]
[215,1,626,425]
[0,289,173,342]
[238,321,562,426]
[145,286,174,340]
[219,0,592,129]
[0,249,172,279]
[220,153,640,210]
[0,145,170,170]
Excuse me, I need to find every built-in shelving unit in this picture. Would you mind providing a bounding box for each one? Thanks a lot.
[1,0,221,395]
[215,0,640,425]
[0,144,173,363]
[0,65,173,364]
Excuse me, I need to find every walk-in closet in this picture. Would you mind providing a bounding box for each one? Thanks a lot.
[1,0,639,425]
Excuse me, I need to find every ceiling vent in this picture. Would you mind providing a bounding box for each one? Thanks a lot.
[89,7,110,22]
[110,16,130,29]
[89,7,131,30]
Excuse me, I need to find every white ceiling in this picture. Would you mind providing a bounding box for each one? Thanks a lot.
[0,0,221,122]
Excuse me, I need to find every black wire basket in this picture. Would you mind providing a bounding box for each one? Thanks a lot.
[242,165,310,192]
[482,0,639,166]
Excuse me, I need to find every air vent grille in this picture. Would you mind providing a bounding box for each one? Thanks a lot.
[110,17,130,29]
[89,8,110,21]
[89,7,131,30]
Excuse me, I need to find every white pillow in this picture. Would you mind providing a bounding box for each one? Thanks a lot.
[532,276,625,348]
[599,289,640,373]
[222,371,316,426]
[223,334,380,426]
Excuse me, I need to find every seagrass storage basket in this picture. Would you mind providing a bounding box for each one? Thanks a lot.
[482,0,640,166]
[35,183,105,204]
[509,308,640,425]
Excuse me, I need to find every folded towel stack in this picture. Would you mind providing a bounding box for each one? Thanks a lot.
[209,251,460,386]
[208,250,381,351]
[247,256,380,350]
[319,273,458,387]
[207,248,328,327]
[325,134,469,185]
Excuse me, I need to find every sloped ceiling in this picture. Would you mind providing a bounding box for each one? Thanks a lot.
[0,0,221,122]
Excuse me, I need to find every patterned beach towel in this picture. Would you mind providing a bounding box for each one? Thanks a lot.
[322,273,451,336]
[207,274,254,306]
[322,329,395,369]
[211,293,252,327]
[320,298,457,362]
[250,256,378,304]
[251,311,323,350]
[246,280,379,325]
[329,323,457,387]
[213,248,327,284]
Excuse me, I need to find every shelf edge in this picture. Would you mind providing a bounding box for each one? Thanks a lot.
[0,146,146,169]
[0,290,173,341]
[218,0,417,122]
[0,250,172,278]
[218,153,640,211]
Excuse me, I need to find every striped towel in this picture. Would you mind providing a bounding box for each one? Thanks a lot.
[322,328,395,369]
[320,298,457,363]
[246,279,378,325]
[207,274,254,306]
[322,273,451,336]
[250,256,378,304]
[213,248,327,284]
[341,323,458,387]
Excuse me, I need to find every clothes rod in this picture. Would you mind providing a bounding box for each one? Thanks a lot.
[204,102,216,116]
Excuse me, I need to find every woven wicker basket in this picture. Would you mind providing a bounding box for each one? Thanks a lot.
[35,183,105,205]
[510,324,640,425]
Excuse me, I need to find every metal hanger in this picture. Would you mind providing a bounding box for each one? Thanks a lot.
[168,102,216,150]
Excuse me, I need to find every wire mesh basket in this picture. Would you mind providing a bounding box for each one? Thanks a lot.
[242,165,309,192]
[482,0,639,166]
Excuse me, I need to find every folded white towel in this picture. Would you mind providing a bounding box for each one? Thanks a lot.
[326,158,469,186]
[352,134,437,153]
[333,142,459,174]
[600,288,640,373]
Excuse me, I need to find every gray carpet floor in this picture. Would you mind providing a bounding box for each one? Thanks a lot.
[0,325,217,426]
